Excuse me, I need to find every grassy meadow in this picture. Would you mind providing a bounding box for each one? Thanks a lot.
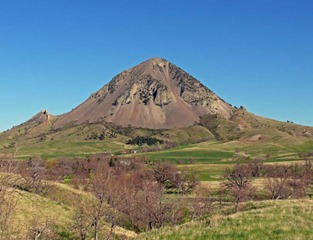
[1,117,313,239]
[138,199,313,240]
[2,180,137,239]
[140,139,313,181]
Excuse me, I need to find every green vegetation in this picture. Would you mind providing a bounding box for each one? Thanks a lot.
[144,140,313,164]
[16,140,127,160]
[147,147,233,163]
[138,200,313,240]
[137,139,313,181]
[127,136,164,146]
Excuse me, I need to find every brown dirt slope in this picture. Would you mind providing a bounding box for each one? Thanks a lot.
[54,58,234,129]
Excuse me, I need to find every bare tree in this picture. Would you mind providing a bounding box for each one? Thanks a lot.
[150,161,176,186]
[72,201,92,240]
[247,158,264,177]
[221,164,255,210]
[117,169,187,232]
[172,169,198,194]
[72,159,124,240]
[265,166,292,200]
[21,157,47,194]
[88,162,114,240]
[190,186,213,220]
[27,218,57,240]
[124,180,173,231]
[265,164,311,199]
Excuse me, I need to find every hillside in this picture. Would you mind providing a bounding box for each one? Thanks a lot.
[138,199,313,240]
[0,175,136,239]
[1,58,313,161]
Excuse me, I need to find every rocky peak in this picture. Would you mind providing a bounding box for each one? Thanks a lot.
[54,58,234,129]
[91,58,224,109]
[28,110,51,124]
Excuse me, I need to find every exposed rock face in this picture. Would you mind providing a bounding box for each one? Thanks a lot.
[26,110,51,125]
[54,58,234,129]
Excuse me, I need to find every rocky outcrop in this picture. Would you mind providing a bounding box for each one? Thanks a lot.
[25,110,51,125]
[54,58,234,129]
[110,75,173,107]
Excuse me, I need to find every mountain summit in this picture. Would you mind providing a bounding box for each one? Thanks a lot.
[54,58,234,129]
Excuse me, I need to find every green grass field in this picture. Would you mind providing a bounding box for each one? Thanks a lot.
[145,140,313,164]
[138,199,313,240]
[7,137,313,182]
[14,139,128,160]
[138,139,313,181]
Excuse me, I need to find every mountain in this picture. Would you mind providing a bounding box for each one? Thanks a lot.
[54,58,234,129]
[1,57,313,160]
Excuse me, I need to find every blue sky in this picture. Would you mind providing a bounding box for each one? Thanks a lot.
[1,0,312,131]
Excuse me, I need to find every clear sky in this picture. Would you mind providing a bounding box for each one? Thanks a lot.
[1,0,313,132]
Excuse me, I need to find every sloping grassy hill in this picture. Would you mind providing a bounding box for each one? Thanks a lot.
[145,139,313,163]
[3,179,137,239]
[138,199,313,240]
[9,188,74,238]
[1,107,312,162]
[0,120,130,159]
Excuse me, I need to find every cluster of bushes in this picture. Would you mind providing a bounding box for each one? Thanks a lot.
[85,132,105,140]
[127,136,164,146]
[85,131,117,141]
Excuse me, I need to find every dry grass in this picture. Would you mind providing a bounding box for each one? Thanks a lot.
[2,180,137,239]
[138,199,313,240]
[5,188,74,239]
